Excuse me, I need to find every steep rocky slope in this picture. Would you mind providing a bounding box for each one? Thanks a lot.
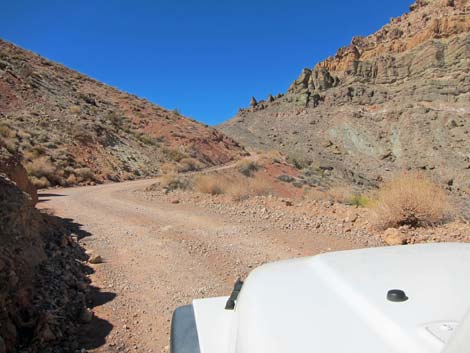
[0,39,245,188]
[220,0,470,196]
[0,164,91,352]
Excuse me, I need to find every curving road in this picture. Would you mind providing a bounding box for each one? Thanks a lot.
[38,178,360,353]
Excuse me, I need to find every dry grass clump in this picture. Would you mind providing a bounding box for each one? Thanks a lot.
[0,124,19,153]
[26,156,56,179]
[160,162,178,175]
[237,159,259,177]
[65,174,77,185]
[74,167,95,182]
[177,158,204,173]
[194,174,226,195]
[30,176,51,188]
[2,138,17,153]
[25,157,59,188]
[69,105,81,114]
[371,172,453,229]
[163,148,188,162]
[159,173,190,192]
[194,174,271,200]
[227,178,266,201]
[0,123,16,139]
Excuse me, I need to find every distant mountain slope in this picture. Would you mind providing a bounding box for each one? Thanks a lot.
[219,0,470,195]
[0,39,246,187]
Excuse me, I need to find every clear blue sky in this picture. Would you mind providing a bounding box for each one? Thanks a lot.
[1,0,411,125]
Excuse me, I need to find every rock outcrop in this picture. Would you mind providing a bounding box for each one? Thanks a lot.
[220,0,470,201]
[0,143,37,204]
[0,174,91,352]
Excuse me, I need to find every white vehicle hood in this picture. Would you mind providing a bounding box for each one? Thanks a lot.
[193,243,470,353]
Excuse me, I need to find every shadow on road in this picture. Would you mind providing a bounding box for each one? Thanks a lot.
[79,286,117,350]
[37,193,66,203]
[42,212,117,351]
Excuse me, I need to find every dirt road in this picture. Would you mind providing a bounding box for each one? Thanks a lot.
[38,179,363,353]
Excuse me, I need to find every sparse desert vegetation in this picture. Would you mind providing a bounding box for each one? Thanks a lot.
[3,1,470,353]
[0,39,245,189]
[159,173,191,192]
[177,157,204,172]
[194,173,271,200]
[236,159,259,177]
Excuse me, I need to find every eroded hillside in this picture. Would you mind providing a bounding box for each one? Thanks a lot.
[0,39,246,188]
[220,0,470,198]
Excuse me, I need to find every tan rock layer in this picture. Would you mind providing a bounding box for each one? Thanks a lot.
[317,0,470,77]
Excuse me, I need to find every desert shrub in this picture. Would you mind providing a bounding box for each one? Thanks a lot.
[288,154,310,170]
[194,174,226,195]
[171,131,185,138]
[0,123,15,138]
[246,177,271,197]
[160,173,190,192]
[195,174,272,200]
[177,158,204,172]
[226,177,272,201]
[65,174,77,185]
[31,146,46,157]
[26,157,56,179]
[237,159,259,177]
[30,176,50,189]
[160,162,178,175]
[106,112,126,127]
[74,168,95,182]
[163,148,188,162]
[277,174,295,183]
[138,133,158,145]
[69,105,81,114]
[2,138,17,153]
[348,194,370,207]
[16,129,31,140]
[371,172,453,229]
[73,128,95,144]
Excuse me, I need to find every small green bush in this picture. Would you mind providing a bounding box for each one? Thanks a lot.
[348,194,370,207]
[277,174,295,183]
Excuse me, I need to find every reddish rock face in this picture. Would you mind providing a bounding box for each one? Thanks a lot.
[0,144,37,204]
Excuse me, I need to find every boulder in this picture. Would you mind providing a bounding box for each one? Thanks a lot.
[89,255,103,264]
[382,228,407,246]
